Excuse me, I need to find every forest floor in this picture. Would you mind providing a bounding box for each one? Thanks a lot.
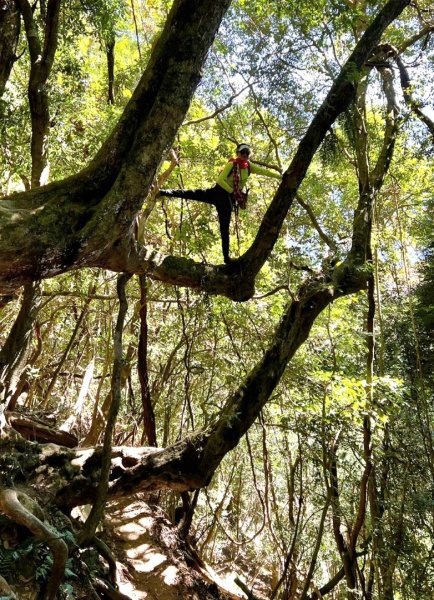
[0,493,254,600]
[103,495,248,600]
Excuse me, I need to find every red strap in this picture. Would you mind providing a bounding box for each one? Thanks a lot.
[229,157,250,170]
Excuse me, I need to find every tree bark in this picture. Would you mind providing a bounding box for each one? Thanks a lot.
[0,282,42,407]
[137,274,157,446]
[0,0,20,98]
[0,3,415,574]
[77,273,131,544]
[106,36,115,105]
[6,411,78,447]
[0,0,233,294]
[16,0,62,187]
[0,488,68,600]
[0,253,371,512]
[0,0,410,298]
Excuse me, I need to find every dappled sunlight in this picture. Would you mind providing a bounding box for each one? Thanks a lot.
[117,577,149,599]
[1,1,432,599]
[161,565,179,585]
[117,520,148,539]
[128,545,167,571]
[105,497,242,599]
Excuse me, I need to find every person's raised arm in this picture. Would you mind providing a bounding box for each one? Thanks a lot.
[250,163,282,180]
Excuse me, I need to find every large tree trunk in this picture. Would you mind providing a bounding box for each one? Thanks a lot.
[0,0,233,294]
[0,0,411,520]
[0,252,371,513]
[0,1,62,421]
[0,0,20,98]
[0,0,411,299]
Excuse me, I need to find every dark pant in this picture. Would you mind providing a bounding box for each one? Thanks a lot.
[160,185,233,261]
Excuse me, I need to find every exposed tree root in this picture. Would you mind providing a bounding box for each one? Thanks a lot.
[234,577,262,600]
[93,577,132,600]
[85,535,119,588]
[6,410,78,447]
[0,574,17,599]
[0,487,68,600]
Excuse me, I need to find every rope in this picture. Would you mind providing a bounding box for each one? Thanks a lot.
[234,208,241,257]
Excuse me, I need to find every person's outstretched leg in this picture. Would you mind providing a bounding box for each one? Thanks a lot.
[159,188,214,204]
[160,185,233,263]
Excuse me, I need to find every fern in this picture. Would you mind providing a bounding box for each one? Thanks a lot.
[319,129,340,167]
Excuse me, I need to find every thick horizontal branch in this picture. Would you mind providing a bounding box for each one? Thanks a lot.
[0,0,410,299]
[6,411,78,448]
[0,0,232,294]
[0,254,370,510]
[103,241,257,302]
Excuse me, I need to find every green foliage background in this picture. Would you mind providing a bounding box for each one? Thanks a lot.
[0,0,433,598]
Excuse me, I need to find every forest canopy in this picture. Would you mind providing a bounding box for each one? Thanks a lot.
[0,1,433,599]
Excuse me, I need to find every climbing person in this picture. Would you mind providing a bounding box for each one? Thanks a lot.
[158,143,282,264]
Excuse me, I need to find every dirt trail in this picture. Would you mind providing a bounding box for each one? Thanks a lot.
[106,496,245,600]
